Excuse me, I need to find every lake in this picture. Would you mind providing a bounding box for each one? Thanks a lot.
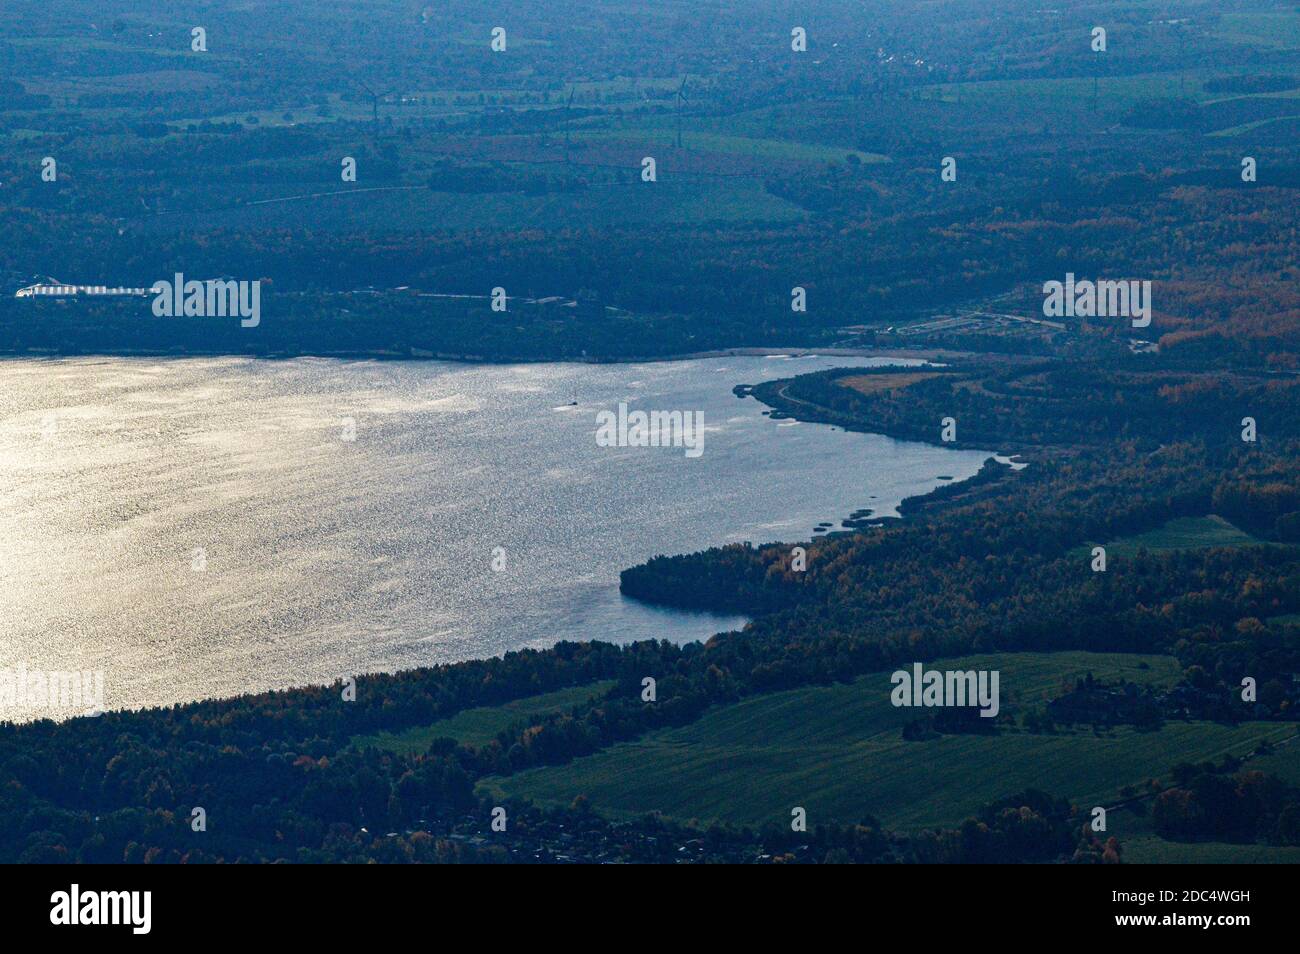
[0,354,992,720]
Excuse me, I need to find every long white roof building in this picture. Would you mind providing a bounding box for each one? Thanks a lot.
[15,280,152,298]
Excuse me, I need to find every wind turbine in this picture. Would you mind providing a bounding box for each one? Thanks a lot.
[675,75,689,149]
[1177,23,1187,96]
[564,85,576,160]
[355,80,397,127]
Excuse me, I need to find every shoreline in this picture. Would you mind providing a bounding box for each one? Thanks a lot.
[5,351,999,723]
[0,344,981,366]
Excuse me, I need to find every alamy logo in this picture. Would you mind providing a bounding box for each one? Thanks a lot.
[151,273,261,327]
[50,884,151,934]
[0,663,104,715]
[595,403,704,458]
[1042,273,1151,328]
[891,663,1000,718]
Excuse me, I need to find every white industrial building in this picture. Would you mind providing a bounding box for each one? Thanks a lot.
[15,279,151,298]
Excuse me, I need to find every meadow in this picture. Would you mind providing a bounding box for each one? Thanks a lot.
[1076,514,1265,561]
[352,681,617,753]
[485,652,1293,832]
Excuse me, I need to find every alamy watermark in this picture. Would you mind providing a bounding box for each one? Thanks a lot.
[50,884,150,934]
[891,663,1000,718]
[151,273,261,327]
[0,663,105,716]
[595,402,704,458]
[1043,273,1151,328]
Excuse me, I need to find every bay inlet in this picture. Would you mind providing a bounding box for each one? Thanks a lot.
[0,354,992,720]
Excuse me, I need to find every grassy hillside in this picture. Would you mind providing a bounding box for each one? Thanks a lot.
[1076,514,1265,560]
[352,680,617,753]
[485,652,1293,832]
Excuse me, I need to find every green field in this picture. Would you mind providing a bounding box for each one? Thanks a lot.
[1123,836,1300,864]
[1108,784,1300,863]
[1214,11,1300,50]
[138,177,806,233]
[575,127,888,164]
[1078,514,1265,560]
[352,680,616,753]
[1103,514,1265,555]
[930,70,1224,109]
[1244,738,1300,786]
[1210,114,1300,137]
[485,652,1294,831]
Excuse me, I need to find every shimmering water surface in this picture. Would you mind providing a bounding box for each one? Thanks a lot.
[0,354,992,719]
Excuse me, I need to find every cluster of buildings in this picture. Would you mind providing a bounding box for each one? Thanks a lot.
[384,811,784,863]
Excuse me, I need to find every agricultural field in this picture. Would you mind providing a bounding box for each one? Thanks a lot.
[132,177,808,234]
[573,127,890,165]
[1122,834,1300,864]
[1108,779,1300,863]
[837,371,947,396]
[931,68,1300,134]
[1213,10,1300,49]
[1084,514,1265,559]
[352,680,617,753]
[485,652,1294,831]
[929,69,1221,109]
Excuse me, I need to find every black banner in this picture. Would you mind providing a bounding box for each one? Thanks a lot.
[4,863,1278,940]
